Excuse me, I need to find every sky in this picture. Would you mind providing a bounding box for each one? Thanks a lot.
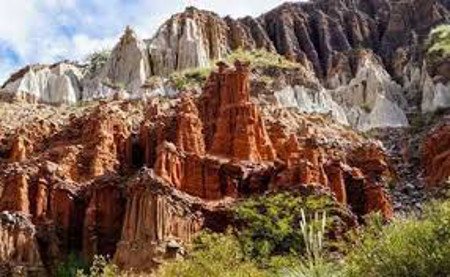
[0,0,288,83]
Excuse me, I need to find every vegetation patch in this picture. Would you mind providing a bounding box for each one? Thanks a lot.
[84,50,111,76]
[166,49,299,91]
[426,24,450,66]
[344,200,450,277]
[233,192,352,263]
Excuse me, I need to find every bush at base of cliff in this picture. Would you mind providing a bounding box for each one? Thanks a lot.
[233,192,353,264]
[157,232,268,277]
[344,200,450,277]
[56,253,88,277]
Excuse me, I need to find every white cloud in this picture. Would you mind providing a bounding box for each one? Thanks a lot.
[0,0,287,83]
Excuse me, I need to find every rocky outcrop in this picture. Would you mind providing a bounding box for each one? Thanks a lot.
[1,0,448,128]
[84,27,152,99]
[82,179,126,262]
[0,60,399,272]
[274,85,349,126]
[421,57,450,112]
[149,7,230,76]
[271,133,394,219]
[143,62,394,219]
[207,61,276,162]
[175,95,206,155]
[329,50,409,131]
[113,170,205,271]
[422,118,450,186]
[1,63,83,104]
[348,143,394,219]
[0,212,44,276]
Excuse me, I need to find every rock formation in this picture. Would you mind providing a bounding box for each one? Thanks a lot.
[84,27,152,99]
[113,169,205,271]
[422,118,450,186]
[1,63,83,104]
[1,0,448,125]
[0,212,45,276]
[207,61,276,162]
[0,60,398,273]
[1,0,448,273]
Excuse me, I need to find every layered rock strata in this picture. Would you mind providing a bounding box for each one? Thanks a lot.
[113,170,206,271]
[0,61,396,272]
[0,212,45,276]
[1,63,83,105]
[422,117,450,187]
[1,0,449,124]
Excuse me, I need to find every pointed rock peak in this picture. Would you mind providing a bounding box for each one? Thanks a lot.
[177,5,221,20]
[234,60,251,72]
[216,61,230,73]
[179,94,199,114]
[184,6,199,13]
[120,26,139,44]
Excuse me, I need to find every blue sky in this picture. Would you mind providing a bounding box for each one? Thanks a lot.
[0,0,288,83]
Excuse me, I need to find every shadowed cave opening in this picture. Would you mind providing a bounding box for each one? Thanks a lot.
[131,135,144,168]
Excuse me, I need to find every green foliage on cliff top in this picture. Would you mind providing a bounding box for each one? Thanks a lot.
[426,24,450,65]
[169,67,212,90]
[167,49,299,90]
[226,49,300,69]
[84,50,111,76]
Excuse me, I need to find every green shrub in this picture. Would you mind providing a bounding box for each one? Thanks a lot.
[85,50,111,76]
[427,24,450,66]
[344,200,450,277]
[226,49,299,69]
[56,254,119,277]
[277,209,343,277]
[56,253,88,277]
[281,259,341,277]
[169,67,212,90]
[233,192,351,263]
[157,232,268,277]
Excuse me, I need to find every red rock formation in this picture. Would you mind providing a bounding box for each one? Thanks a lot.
[422,119,450,186]
[175,95,206,155]
[324,159,348,204]
[204,61,276,162]
[113,170,205,271]
[348,143,394,219]
[80,103,132,179]
[82,180,126,262]
[0,212,45,275]
[9,135,27,162]
[154,141,266,200]
[0,173,30,214]
[272,136,328,190]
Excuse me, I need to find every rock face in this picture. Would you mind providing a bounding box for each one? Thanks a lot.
[0,212,45,276]
[84,27,152,99]
[3,0,449,273]
[329,50,409,131]
[422,118,450,186]
[1,0,448,121]
[207,61,276,162]
[149,7,228,75]
[1,63,83,104]
[0,61,396,273]
[113,170,205,271]
[143,62,393,218]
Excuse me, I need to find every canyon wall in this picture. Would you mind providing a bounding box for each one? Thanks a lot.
[1,0,449,125]
[0,61,397,273]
